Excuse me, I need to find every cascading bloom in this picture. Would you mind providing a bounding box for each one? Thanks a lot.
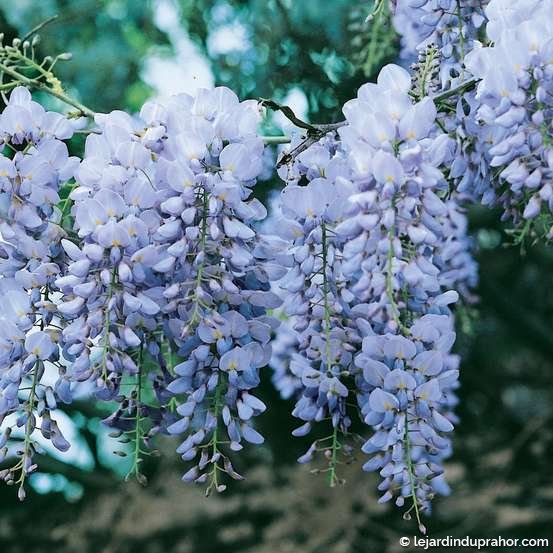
[391,0,488,87]
[388,2,492,213]
[356,317,460,519]
[134,88,282,493]
[0,46,486,522]
[57,110,167,394]
[273,135,362,483]
[336,64,475,525]
[55,108,174,481]
[461,0,553,234]
[0,87,78,497]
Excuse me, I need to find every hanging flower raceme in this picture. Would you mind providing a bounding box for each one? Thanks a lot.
[388,2,492,214]
[272,134,363,484]
[459,0,553,238]
[55,108,172,481]
[335,64,475,527]
[391,0,488,88]
[133,88,282,493]
[0,87,79,498]
[268,64,477,515]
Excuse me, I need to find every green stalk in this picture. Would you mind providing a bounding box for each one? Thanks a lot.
[127,343,145,482]
[206,373,224,495]
[16,360,40,498]
[386,224,407,333]
[261,135,291,144]
[364,0,385,77]
[0,61,95,118]
[188,186,209,331]
[456,0,466,81]
[321,222,340,487]
[404,416,423,529]
[100,267,117,381]
[328,424,340,487]
[385,214,422,523]
[21,15,59,42]
[16,286,50,497]
[321,222,332,368]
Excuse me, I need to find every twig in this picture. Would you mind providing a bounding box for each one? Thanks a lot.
[276,122,345,168]
[260,96,345,166]
[21,15,59,42]
[74,128,101,135]
[0,62,95,118]
[261,135,291,144]
[260,98,319,133]
[263,77,478,167]
[431,77,478,102]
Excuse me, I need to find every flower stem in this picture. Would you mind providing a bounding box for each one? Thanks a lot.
[100,267,117,381]
[261,135,291,144]
[404,414,423,529]
[127,343,145,483]
[21,15,59,42]
[321,222,332,369]
[188,186,209,332]
[16,359,40,498]
[0,61,95,118]
[456,0,466,81]
[386,224,408,333]
[206,373,225,495]
[328,423,340,487]
[364,0,385,77]
[321,221,341,486]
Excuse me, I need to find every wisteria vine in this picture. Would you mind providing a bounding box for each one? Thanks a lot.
[0,0,551,532]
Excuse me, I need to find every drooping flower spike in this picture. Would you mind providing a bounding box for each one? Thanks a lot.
[338,64,475,526]
[0,87,79,498]
[129,88,283,493]
[272,134,363,484]
[270,64,477,526]
[460,0,553,238]
[391,0,489,88]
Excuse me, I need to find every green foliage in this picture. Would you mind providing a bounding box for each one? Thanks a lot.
[0,0,169,113]
[349,0,398,78]
[178,0,397,119]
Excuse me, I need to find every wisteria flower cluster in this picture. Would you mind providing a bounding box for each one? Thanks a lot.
[272,134,361,485]
[395,0,553,239]
[3,0,551,531]
[0,83,283,496]
[271,63,476,527]
[463,0,553,235]
[0,87,78,498]
[63,89,283,489]
[391,0,488,88]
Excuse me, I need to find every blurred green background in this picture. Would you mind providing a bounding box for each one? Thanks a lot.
[0,1,552,551]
